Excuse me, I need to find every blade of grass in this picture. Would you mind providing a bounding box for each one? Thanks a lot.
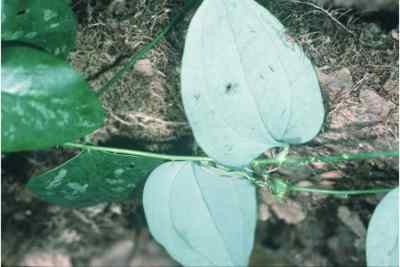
[97,0,201,96]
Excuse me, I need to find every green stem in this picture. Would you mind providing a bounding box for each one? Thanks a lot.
[252,150,399,169]
[63,142,212,162]
[249,177,395,197]
[290,185,393,196]
[64,143,397,196]
[96,0,200,96]
[64,142,398,167]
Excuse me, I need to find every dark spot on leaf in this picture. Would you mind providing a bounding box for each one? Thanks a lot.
[225,82,238,95]
[268,65,274,72]
[194,94,200,101]
[128,162,136,169]
[17,9,27,16]
[259,74,265,79]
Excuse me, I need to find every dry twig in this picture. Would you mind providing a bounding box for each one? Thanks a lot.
[290,0,355,36]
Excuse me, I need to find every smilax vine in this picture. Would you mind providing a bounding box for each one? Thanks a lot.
[1,0,398,266]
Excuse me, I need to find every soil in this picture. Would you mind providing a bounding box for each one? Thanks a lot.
[2,0,399,266]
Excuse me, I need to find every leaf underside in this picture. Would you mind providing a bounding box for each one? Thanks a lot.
[366,187,399,267]
[143,161,257,267]
[181,0,324,167]
[27,150,164,208]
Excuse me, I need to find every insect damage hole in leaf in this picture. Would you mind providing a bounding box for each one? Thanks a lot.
[181,0,324,167]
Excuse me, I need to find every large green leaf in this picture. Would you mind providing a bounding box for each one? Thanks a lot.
[27,150,164,208]
[1,44,105,152]
[366,187,399,267]
[181,0,324,167]
[1,0,76,58]
[143,161,257,267]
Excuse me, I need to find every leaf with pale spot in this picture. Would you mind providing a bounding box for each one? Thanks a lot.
[1,0,76,58]
[27,150,164,208]
[1,44,104,152]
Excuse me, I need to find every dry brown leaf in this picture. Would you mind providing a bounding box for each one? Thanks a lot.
[21,252,72,267]
[337,206,366,238]
[260,190,306,224]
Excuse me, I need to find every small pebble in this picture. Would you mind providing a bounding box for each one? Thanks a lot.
[134,59,154,77]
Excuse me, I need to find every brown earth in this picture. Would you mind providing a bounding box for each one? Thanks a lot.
[2,0,399,266]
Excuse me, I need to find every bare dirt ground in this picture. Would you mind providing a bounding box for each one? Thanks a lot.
[2,0,399,266]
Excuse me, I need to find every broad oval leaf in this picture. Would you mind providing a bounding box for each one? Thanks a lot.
[1,0,76,58]
[1,44,105,152]
[366,187,399,267]
[27,150,164,208]
[181,0,324,167]
[143,161,257,267]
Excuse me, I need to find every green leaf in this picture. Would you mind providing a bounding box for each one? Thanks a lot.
[181,0,324,167]
[1,44,105,152]
[27,150,164,208]
[143,161,257,267]
[366,187,399,267]
[1,0,76,58]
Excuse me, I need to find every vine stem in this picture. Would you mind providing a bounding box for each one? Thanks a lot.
[62,142,212,162]
[63,142,398,166]
[63,142,397,196]
[290,186,393,196]
[96,0,200,96]
[251,150,399,168]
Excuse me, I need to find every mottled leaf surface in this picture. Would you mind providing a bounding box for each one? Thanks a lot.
[143,161,257,266]
[181,0,324,167]
[366,188,399,267]
[1,44,105,152]
[2,0,76,58]
[27,150,164,208]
